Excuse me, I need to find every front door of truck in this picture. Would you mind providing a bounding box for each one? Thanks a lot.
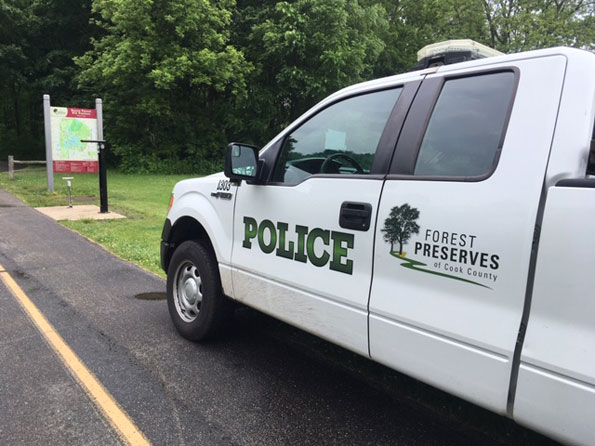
[230,80,419,355]
[369,56,567,413]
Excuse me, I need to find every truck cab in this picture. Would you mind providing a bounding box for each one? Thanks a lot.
[161,41,595,444]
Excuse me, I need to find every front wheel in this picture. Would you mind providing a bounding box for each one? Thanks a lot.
[166,240,232,341]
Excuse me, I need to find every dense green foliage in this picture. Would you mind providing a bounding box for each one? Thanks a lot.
[235,0,387,142]
[1,0,594,172]
[1,0,96,159]
[75,0,249,172]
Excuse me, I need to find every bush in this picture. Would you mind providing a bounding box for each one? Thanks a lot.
[113,144,224,175]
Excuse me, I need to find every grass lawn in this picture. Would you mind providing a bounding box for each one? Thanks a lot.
[0,169,197,277]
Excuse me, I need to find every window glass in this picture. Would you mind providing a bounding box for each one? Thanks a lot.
[273,88,402,184]
[414,72,515,177]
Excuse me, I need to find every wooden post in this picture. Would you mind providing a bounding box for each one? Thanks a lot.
[8,156,14,180]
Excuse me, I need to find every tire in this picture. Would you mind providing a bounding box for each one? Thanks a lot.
[166,240,232,341]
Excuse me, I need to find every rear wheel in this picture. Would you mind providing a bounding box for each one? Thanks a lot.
[166,240,232,341]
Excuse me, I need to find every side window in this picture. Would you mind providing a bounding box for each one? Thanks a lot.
[273,88,402,185]
[414,72,515,177]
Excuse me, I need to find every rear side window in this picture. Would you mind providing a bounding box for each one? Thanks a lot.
[414,72,515,177]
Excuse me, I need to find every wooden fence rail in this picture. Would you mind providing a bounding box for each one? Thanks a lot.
[8,155,47,180]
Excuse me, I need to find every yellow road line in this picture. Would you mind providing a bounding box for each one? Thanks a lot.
[0,264,150,446]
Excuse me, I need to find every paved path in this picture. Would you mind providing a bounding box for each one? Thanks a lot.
[0,188,557,445]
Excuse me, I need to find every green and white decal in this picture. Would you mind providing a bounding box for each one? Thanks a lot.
[243,216,354,275]
[383,204,500,289]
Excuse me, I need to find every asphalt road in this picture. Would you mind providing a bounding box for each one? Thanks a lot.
[0,188,558,445]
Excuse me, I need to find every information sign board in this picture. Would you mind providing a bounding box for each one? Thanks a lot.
[50,107,99,173]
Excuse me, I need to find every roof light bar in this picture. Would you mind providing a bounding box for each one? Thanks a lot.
[418,39,503,61]
[411,39,503,71]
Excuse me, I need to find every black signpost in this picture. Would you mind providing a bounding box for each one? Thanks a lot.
[80,139,108,213]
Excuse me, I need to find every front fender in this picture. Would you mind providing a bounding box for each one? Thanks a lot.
[168,188,235,266]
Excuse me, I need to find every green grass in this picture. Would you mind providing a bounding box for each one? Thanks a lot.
[0,169,197,277]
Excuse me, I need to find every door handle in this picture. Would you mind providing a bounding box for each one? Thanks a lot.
[339,202,372,231]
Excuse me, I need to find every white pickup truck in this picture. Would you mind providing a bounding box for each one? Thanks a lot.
[160,42,595,444]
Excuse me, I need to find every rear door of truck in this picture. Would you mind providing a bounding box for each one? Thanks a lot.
[513,50,595,445]
[368,54,567,414]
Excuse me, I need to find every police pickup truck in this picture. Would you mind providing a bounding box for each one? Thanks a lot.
[160,41,595,444]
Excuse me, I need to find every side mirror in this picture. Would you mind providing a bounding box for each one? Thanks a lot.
[224,143,260,182]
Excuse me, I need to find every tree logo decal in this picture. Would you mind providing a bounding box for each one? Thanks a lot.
[381,203,420,256]
[382,204,492,289]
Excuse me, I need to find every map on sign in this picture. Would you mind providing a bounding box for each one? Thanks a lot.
[50,107,99,173]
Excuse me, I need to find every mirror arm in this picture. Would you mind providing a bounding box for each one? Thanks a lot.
[251,159,266,184]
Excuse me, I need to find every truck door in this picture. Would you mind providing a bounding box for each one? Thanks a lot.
[230,79,420,356]
[369,56,567,413]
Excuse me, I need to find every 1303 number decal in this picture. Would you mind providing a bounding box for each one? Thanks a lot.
[217,180,231,191]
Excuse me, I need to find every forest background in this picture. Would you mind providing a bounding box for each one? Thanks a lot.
[1,0,594,174]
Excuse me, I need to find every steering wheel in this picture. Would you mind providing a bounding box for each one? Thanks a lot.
[320,153,364,174]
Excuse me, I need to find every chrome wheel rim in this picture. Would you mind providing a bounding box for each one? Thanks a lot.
[173,260,202,322]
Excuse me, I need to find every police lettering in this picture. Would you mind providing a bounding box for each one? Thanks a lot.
[242,216,354,275]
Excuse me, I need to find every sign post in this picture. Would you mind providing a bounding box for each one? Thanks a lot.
[43,95,54,191]
[95,98,107,213]
[98,141,107,213]
[42,95,105,202]
[43,96,102,173]
[81,139,108,213]
[96,98,103,147]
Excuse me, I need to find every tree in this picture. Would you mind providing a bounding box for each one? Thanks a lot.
[382,204,420,255]
[76,0,251,173]
[480,0,595,52]
[367,0,491,77]
[371,0,595,78]
[3,0,594,170]
[233,0,388,144]
[0,0,32,157]
[0,0,96,160]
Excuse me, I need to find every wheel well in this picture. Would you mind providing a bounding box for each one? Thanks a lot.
[165,217,216,270]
